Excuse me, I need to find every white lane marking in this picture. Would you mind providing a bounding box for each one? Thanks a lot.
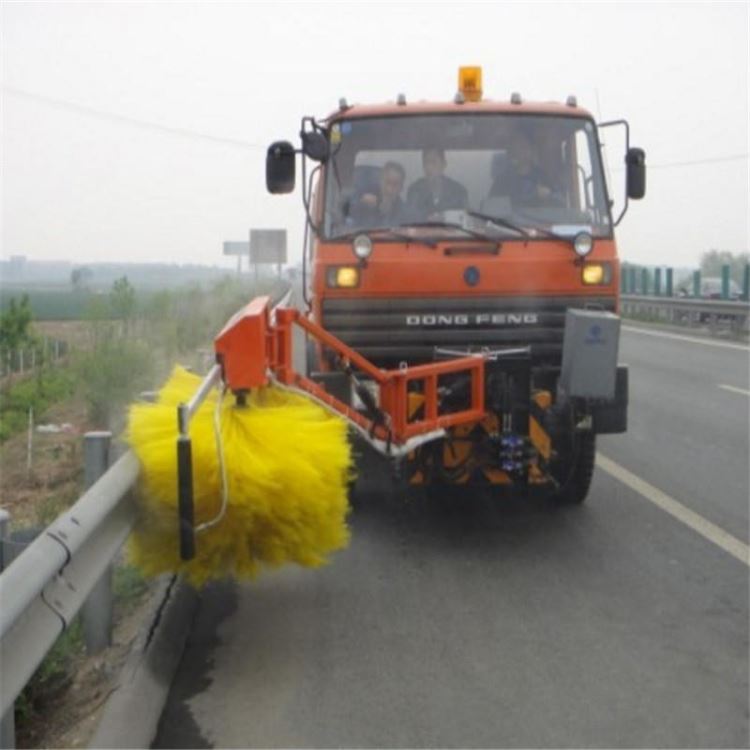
[718,383,750,396]
[597,453,749,566]
[622,325,750,352]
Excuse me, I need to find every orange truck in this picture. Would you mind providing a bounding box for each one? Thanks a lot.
[256,66,646,503]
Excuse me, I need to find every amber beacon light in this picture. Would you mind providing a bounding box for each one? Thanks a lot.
[458,66,483,102]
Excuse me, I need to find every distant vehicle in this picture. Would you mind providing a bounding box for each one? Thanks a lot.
[676,277,742,300]
[700,277,741,301]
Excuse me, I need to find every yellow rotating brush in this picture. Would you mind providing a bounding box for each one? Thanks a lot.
[126,365,353,587]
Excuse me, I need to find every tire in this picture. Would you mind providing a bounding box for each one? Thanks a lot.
[305,338,319,377]
[553,431,596,505]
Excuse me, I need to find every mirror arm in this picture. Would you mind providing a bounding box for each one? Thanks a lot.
[598,118,630,227]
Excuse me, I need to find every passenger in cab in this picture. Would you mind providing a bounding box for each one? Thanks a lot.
[350,161,407,228]
[407,148,468,219]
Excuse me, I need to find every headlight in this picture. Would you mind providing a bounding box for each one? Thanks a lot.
[581,263,612,285]
[327,266,360,288]
[352,234,373,260]
[573,231,594,257]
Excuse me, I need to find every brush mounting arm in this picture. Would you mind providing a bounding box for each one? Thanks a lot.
[214,297,488,450]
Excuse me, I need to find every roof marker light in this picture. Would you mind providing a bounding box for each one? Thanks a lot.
[397,93,407,105]
[510,92,522,105]
[566,95,578,107]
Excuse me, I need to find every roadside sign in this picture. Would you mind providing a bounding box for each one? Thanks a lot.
[223,241,250,256]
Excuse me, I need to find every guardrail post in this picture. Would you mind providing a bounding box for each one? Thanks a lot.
[0,707,14,750]
[0,510,16,750]
[693,270,701,298]
[80,431,113,654]
[665,268,674,297]
[0,509,9,572]
[721,265,731,300]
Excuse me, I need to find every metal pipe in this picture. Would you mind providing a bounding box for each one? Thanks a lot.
[186,364,222,420]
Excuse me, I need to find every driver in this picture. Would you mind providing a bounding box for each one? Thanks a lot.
[406,148,468,220]
[490,130,560,206]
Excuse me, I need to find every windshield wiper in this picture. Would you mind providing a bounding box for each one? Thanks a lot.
[330,227,439,248]
[467,210,570,243]
[398,221,499,244]
[465,211,530,238]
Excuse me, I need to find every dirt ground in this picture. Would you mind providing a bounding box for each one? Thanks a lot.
[0,393,89,529]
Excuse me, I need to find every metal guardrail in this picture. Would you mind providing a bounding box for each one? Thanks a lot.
[0,442,138,742]
[0,282,291,749]
[620,294,750,335]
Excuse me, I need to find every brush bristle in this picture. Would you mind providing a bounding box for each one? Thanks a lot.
[125,366,353,587]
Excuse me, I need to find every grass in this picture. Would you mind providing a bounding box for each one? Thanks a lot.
[15,619,85,725]
[0,367,77,442]
[113,563,149,612]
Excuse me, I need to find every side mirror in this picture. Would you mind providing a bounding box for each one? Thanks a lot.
[266,141,296,194]
[626,147,646,200]
[301,131,329,162]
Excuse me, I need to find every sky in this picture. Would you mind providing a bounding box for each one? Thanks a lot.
[1,1,748,270]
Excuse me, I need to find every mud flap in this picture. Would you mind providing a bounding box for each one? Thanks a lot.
[591,366,629,434]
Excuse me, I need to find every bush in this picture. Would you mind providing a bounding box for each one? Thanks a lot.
[75,335,155,428]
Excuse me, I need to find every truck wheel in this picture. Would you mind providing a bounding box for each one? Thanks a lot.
[553,432,596,505]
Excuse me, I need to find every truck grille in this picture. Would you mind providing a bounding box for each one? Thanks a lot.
[321,295,617,368]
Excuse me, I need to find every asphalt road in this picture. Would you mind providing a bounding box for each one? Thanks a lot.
[155,322,749,749]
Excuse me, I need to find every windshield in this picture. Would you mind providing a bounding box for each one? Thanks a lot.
[323,114,611,240]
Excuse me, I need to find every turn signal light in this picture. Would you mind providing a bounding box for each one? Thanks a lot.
[582,263,612,285]
[327,266,360,288]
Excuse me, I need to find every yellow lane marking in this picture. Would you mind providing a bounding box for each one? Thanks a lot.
[597,453,749,566]
[718,383,750,396]
[622,325,750,352]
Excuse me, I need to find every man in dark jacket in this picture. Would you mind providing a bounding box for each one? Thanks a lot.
[406,148,468,220]
[490,131,561,206]
[350,161,407,228]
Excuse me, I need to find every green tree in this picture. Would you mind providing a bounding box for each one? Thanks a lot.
[0,294,33,352]
[110,276,136,334]
[76,337,154,427]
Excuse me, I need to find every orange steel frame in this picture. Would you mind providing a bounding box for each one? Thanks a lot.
[274,308,485,444]
[216,299,486,446]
